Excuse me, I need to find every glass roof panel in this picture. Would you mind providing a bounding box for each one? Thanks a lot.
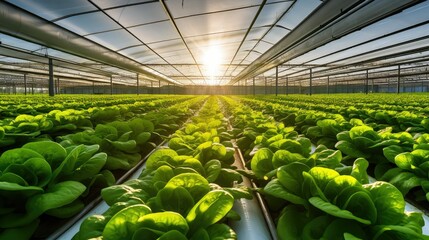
[0,34,43,52]
[166,0,261,18]
[105,2,168,27]
[334,38,429,66]
[130,21,179,43]
[118,45,159,63]
[309,24,429,65]
[262,27,290,44]
[161,50,195,64]
[175,7,259,37]
[46,48,94,63]
[6,0,96,21]
[288,2,429,65]
[252,41,274,55]
[146,39,186,57]
[276,0,321,30]
[86,29,141,51]
[91,0,154,9]
[253,1,293,28]
[56,12,119,36]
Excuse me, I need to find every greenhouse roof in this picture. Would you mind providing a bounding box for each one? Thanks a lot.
[0,0,428,86]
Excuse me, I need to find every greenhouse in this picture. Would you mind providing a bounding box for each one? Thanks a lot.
[0,0,429,239]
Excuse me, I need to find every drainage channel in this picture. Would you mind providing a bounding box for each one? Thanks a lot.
[220,98,277,240]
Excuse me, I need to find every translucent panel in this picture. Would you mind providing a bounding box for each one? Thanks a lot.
[130,21,179,43]
[166,0,261,18]
[176,7,259,37]
[253,1,293,28]
[162,50,195,64]
[47,48,93,63]
[276,0,321,30]
[0,56,31,64]
[309,24,429,65]
[334,38,429,66]
[56,12,119,35]
[149,65,183,76]
[0,34,42,52]
[252,41,273,54]
[245,51,262,62]
[92,0,153,9]
[246,26,271,40]
[186,29,246,49]
[262,27,289,44]
[290,2,429,65]
[106,3,167,27]
[6,0,96,21]
[117,45,161,64]
[147,39,185,54]
[86,29,141,51]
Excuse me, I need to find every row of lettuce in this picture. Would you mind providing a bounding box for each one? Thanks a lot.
[73,96,250,240]
[239,95,429,209]
[0,95,193,150]
[220,96,428,239]
[0,95,206,239]
[0,95,170,117]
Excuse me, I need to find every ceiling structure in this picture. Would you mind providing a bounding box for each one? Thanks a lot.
[0,0,428,87]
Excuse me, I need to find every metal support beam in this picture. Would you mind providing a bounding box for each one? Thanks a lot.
[372,78,375,93]
[0,2,176,85]
[275,66,279,96]
[24,74,27,95]
[48,58,54,97]
[56,77,60,94]
[309,68,312,96]
[92,82,95,94]
[365,70,369,94]
[327,76,330,94]
[110,76,113,95]
[230,0,419,83]
[286,77,289,95]
[31,83,34,95]
[265,77,267,95]
[253,77,255,95]
[159,80,161,94]
[151,81,153,94]
[397,65,401,94]
[136,73,140,95]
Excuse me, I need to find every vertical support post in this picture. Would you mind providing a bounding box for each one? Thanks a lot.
[136,73,140,95]
[110,76,113,95]
[286,77,288,95]
[309,68,312,96]
[387,79,390,93]
[264,77,267,95]
[365,69,369,94]
[24,74,27,95]
[48,58,54,96]
[57,77,60,94]
[275,66,279,96]
[168,83,170,95]
[397,65,401,94]
[151,81,153,94]
[159,80,161,94]
[31,82,34,95]
[327,76,330,94]
[244,79,247,95]
[372,79,374,93]
[253,77,255,95]
[92,81,95,94]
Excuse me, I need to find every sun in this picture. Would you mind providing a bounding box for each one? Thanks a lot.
[203,45,222,85]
